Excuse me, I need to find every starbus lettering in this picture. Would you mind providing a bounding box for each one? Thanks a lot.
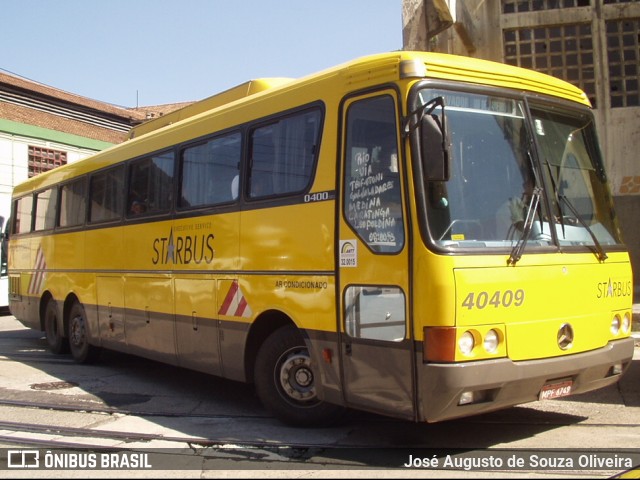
[596,278,632,299]
[152,228,215,265]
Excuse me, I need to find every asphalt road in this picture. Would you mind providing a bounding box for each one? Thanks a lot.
[0,313,638,478]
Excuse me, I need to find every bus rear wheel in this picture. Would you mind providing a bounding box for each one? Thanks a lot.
[254,325,344,427]
[44,298,69,354]
[68,302,101,364]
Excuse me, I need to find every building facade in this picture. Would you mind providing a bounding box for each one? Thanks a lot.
[0,71,190,226]
[403,0,640,290]
[0,71,146,225]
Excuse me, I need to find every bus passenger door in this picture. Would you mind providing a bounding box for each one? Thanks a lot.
[337,92,415,420]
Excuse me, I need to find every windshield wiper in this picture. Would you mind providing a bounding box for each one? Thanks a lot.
[558,195,608,262]
[507,187,542,266]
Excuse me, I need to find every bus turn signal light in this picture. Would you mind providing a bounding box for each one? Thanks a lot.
[423,327,457,362]
[424,326,505,362]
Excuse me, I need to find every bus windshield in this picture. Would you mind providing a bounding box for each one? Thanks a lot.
[530,106,620,248]
[417,89,622,251]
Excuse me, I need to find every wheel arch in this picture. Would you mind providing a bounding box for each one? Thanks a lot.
[244,309,298,384]
[62,292,81,337]
[38,291,55,332]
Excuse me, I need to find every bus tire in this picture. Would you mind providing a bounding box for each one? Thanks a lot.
[68,302,101,364]
[44,298,69,354]
[254,325,344,427]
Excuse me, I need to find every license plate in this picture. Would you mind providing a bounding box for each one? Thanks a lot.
[539,380,573,400]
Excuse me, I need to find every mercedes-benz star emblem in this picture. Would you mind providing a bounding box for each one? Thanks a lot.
[557,323,574,350]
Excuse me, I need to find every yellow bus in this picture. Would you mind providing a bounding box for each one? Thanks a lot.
[7,51,634,426]
[0,216,8,313]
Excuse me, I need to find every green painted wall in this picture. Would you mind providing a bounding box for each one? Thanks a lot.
[0,118,115,150]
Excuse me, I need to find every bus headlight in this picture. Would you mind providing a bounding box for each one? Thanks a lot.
[484,329,499,353]
[621,313,631,334]
[611,315,621,335]
[458,331,475,355]
[424,326,506,362]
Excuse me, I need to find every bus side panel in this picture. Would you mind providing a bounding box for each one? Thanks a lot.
[53,231,85,284]
[175,277,221,376]
[224,199,337,384]
[85,226,122,347]
[9,235,44,330]
[306,329,344,405]
[96,276,126,350]
[216,278,252,382]
[239,202,334,273]
[124,275,176,365]
[85,226,123,272]
[8,273,34,326]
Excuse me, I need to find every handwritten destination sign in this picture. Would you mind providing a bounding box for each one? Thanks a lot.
[346,148,402,250]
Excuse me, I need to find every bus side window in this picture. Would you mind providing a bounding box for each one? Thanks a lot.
[128,151,174,217]
[34,187,58,231]
[344,286,406,342]
[13,195,33,234]
[89,166,125,223]
[59,178,86,227]
[180,131,241,208]
[248,108,321,199]
[249,124,275,198]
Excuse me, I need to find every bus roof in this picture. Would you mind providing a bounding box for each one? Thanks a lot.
[12,51,590,197]
[128,78,294,139]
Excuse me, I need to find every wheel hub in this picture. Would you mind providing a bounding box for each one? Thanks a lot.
[278,350,316,402]
[70,315,85,346]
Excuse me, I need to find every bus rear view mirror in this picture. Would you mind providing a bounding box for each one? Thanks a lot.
[420,112,450,182]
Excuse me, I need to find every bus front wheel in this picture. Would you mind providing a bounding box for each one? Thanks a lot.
[68,302,101,364]
[254,325,344,427]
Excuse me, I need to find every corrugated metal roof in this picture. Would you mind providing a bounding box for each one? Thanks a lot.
[0,70,192,144]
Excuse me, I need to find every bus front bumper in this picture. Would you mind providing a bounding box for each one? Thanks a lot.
[418,337,635,423]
